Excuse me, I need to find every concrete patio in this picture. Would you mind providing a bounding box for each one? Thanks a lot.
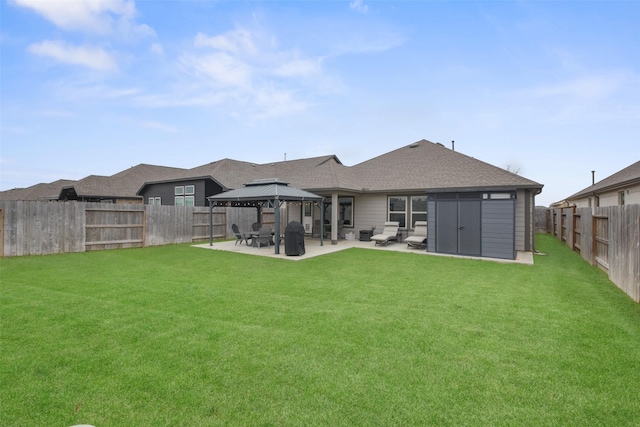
[193,238,534,265]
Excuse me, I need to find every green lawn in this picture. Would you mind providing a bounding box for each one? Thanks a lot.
[1,234,639,426]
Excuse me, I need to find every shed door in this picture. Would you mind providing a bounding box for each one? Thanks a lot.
[458,200,481,256]
[436,199,481,256]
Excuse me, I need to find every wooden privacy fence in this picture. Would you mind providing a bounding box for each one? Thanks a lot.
[0,201,272,257]
[546,205,640,303]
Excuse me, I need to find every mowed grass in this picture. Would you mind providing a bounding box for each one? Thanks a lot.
[1,234,639,426]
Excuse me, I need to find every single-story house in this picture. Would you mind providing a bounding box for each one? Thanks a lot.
[138,140,543,259]
[562,161,640,210]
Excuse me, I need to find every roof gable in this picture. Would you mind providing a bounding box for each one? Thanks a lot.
[351,139,542,192]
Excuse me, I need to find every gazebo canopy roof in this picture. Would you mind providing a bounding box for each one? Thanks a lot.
[208,178,324,207]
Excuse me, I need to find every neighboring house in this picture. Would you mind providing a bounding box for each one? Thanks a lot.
[1,140,544,259]
[564,161,640,210]
[0,164,186,203]
[0,179,76,201]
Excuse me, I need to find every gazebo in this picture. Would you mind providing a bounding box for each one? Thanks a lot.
[207,178,326,254]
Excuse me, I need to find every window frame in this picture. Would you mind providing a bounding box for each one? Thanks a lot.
[388,196,407,229]
[410,196,427,228]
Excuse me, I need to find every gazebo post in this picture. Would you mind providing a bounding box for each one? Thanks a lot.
[274,198,281,254]
[320,200,324,246]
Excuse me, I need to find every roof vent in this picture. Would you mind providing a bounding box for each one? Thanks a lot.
[436,142,444,147]
[409,142,420,148]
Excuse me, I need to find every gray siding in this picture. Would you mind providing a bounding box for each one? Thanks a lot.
[427,200,436,252]
[353,194,387,233]
[481,199,515,259]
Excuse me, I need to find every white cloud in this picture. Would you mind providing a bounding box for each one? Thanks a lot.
[173,27,328,119]
[274,58,322,77]
[150,42,164,56]
[12,0,154,38]
[194,30,257,56]
[349,0,369,14]
[139,120,178,133]
[28,40,118,71]
[522,73,630,100]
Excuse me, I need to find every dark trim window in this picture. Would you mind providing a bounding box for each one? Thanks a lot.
[175,185,195,206]
[619,191,625,205]
[388,196,407,228]
[410,196,427,227]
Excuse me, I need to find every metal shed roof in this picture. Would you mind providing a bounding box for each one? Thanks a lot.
[207,178,325,206]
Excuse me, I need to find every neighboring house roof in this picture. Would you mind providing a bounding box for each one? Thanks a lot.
[0,179,76,201]
[137,155,352,195]
[351,139,542,192]
[60,164,187,200]
[566,160,640,202]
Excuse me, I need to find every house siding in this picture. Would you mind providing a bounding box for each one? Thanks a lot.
[353,193,387,234]
[141,179,224,206]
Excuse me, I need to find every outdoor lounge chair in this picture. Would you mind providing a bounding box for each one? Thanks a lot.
[254,226,274,249]
[370,221,400,246]
[231,223,249,246]
[405,221,427,249]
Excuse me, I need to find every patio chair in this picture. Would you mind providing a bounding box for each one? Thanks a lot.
[254,226,274,249]
[370,221,400,246]
[231,223,249,246]
[405,221,427,249]
[251,222,261,232]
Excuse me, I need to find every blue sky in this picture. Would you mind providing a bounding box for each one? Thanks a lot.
[1,0,638,206]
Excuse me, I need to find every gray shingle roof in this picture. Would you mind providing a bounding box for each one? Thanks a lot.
[62,164,187,199]
[566,160,640,201]
[351,139,542,192]
[0,179,76,201]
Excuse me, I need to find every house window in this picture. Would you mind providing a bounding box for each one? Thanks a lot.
[149,197,161,205]
[388,196,407,228]
[185,185,195,195]
[618,191,625,205]
[185,196,195,207]
[175,196,184,206]
[175,186,184,196]
[410,196,427,228]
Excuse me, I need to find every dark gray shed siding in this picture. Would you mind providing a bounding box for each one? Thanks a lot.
[481,199,515,259]
[426,193,516,260]
[427,200,436,253]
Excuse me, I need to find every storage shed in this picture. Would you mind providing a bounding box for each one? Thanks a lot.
[427,191,520,260]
